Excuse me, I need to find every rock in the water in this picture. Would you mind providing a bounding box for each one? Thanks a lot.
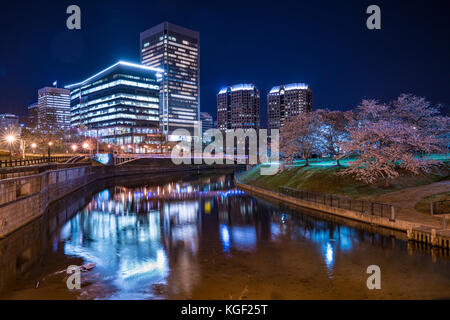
[81,263,96,272]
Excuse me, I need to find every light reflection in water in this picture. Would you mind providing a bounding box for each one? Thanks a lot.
[25,173,447,300]
[60,178,364,298]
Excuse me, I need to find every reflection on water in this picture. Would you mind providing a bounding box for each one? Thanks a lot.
[1,172,450,299]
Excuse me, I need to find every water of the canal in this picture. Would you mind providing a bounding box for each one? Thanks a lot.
[1,171,449,300]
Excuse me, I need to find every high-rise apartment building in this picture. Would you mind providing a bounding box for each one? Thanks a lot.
[140,22,200,141]
[65,61,162,149]
[217,84,260,131]
[267,83,313,129]
[36,87,71,131]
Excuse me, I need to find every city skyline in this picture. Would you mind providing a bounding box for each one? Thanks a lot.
[1,0,449,127]
[0,0,449,305]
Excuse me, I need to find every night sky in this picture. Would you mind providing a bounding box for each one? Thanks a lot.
[1,0,449,125]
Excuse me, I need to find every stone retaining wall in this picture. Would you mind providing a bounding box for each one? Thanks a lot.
[0,164,238,238]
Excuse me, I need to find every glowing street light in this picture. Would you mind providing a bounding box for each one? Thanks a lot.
[71,144,78,152]
[31,143,37,154]
[5,135,16,162]
[6,135,15,144]
[47,141,53,159]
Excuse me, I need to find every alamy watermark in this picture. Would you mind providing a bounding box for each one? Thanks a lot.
[66,5,81,30]
[366,5,381,30]
[66,265,81,290]
[366,265,381,290]
[170,128,280,176]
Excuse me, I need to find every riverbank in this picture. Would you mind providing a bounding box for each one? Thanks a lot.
[236,166,450,248]
[239,165,449,201]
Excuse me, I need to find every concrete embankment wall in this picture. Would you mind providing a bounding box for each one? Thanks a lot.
[0,164,235,238]
[235,181,424,232]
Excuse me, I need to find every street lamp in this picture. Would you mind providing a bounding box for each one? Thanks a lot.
[31,143,37,154]
[83,143,90,155]
[5,135,16,162]
[48,141,53,159]
[71,144,78,153]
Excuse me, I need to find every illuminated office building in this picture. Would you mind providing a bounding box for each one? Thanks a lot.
[27,103,38,129]
[200,112,213,142]
[140,22,200,141]
[0,113,19,130]
[36,87,71,131]
[217,84,260,131]
[267,83,313,129]
[65,61,162,148]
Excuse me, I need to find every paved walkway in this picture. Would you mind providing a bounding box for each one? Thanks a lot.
[374,181,450,229]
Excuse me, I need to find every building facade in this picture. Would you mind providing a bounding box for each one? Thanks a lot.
[217,84,260,131]
[200,112,213,142]
[140,21,200,141]
[267,83,313,129]
[65,61,162,150]
[36,87,71,132]
[0,113,19,130]
[27,103,38,129]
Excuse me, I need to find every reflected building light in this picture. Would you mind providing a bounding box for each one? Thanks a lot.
[271,223,281,239]
[163,202,198,225]
[231,226,257,251]
[204,201,211,214]
[120,249,168,279]
[322,242,335,278]
[171,224,199,254]
[220,224,231,253]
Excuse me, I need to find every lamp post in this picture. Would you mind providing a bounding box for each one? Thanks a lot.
[48,141,53,159]
[31,143,37,154]
[6,135,15,162]
[71,144,78,153]
[83,142,90,155]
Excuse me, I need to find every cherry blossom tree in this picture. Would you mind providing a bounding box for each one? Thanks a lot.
[392,94,450,154]
[340,96,449,186]
[316,109,351,166]
[280,112,320,167]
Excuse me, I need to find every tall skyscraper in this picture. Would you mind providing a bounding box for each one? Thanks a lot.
[217,84,260,131]
[140,22,200,141]
[65,61,162,150]
[267,83,313,129]
[36,87,71,132]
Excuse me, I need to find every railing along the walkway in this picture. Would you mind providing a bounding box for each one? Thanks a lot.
[0,156,72,168]
[279,186,395,221]
[431,200,450,215]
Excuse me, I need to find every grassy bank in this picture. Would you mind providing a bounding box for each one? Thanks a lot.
[239,164,450,200]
